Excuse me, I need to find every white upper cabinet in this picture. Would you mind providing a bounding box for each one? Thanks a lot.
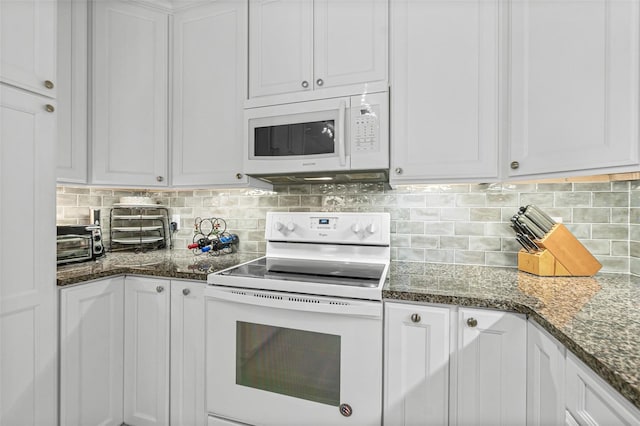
[0,0,56,97]
[0,84,57,426]
[172,0,249,186]
[508,0,639,178]
[248,0,388,102]
[389,0,500,185]
[92,0,169,187]
[57,0,88,183]
[456,308,526,426]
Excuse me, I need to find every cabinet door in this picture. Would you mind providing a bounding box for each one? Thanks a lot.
[0,84,56,426]
[384,302,450,426]
[527,320,565,426]
[313,0,387,91]
[57,0,88,183]
[124,277,170,426]
[565,352,640,425]
[59,278,125,426]
[173,1,248,186]
[390,0,500,184]
[508,0,639,177]
[457,308,526,425]
[249,0,313,98]
[171,281,206,426]
[0,0,56,97]
[92,0,168,187]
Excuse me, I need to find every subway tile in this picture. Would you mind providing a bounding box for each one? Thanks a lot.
[486,193,518,207]
[360,183,386,194]
[631,190,640,207]
[454,250,486,265]
[426,193,456,207]
[542,208,572,222]
[287,185,311,195]
[485,252,517,267]
[440,236,469,250]
[612,181,630,191]
[611,208,629,224]
[440,208,470,221]
[611,241,629,257]
[631,180,640,190]
[455,193,486,207]
[573,182,611,192]
[63,207,90,220]
[410,208,440,221]
[469,236,501,251]
[469,183,492,193]
[425,249,454,263]
[300,196,323,207]
[438,184,470,193]
[630,241,640,258]
[631,225,640,241]
[581,240,612,256]
[410,235,439,249]
[391,234,411,247]
[630,257,640,276]
[57,194,78,206]
[279,196,301,207]
[63,186,91,195]
[536,183,572,192]
[385,208,411,221]
[564,223,591,239]
[238,197,260,207]
[396,221,424,234]
[485,222,514,237]
[572,208,610,223]
[519,193,554,207]
[598,256,629,273]
[370,194,397,206]
[335,184,360,194]
[630,208,640,223]
[425,222,455,236]
[470,208,501,222]
[592,224,628,240]
[397,194,426,207]
[323,196,345,208]
[397,248,425,262]
[554,192,591,207]
[257,196,279,207]
[77,195,102,206]
[593,192,629,207]
[455,222,485,236]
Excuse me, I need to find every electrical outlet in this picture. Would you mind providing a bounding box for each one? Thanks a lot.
[171,214,180,231]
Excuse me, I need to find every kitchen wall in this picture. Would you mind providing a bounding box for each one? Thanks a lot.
[58,180,640,274]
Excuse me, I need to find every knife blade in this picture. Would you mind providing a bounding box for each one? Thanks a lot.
[515,235,533,253]
[518,232,540,251]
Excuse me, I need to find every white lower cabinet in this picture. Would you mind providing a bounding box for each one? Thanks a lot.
[208,415,250,426]
[565,352,640,425]
[527,320,565,426]
[456,308,527,426]
[60,276,206,426]
[384,302,451,425]
[171,280,206,426]
[59,277,125,426]
[124,277,171,426]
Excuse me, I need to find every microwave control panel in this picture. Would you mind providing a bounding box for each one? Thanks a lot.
[352,105,380,152]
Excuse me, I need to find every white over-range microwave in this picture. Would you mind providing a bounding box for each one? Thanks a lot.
[244,91,389,184]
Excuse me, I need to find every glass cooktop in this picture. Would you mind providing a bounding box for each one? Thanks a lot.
[219,257,386,288]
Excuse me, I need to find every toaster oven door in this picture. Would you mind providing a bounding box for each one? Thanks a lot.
[57,235,93,264]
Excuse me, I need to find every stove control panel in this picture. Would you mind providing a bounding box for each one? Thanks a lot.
[266,212,390,245]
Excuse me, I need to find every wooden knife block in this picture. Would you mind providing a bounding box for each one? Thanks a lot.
[517,224,602,277]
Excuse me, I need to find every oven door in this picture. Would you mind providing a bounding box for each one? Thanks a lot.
[244,97,351,176]
[205,286,382,426]
[56,235,92,264]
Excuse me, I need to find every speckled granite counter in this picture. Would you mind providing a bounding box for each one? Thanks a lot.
[386,262,640,411]
[58,254,640,411]
[56,250,260,286]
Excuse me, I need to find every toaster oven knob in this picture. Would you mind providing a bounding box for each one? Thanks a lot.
[286,222,296,232]
[351,223,361,234]
[275,222,284,231]
[366,223,377,234]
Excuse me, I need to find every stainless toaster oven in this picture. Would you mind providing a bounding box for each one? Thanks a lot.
[56,225,105,265]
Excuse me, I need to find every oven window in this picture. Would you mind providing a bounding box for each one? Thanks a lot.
[236,321,340,406]
[254,120,335,156]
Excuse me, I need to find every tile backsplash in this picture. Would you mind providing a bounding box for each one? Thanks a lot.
[58,180,640,275]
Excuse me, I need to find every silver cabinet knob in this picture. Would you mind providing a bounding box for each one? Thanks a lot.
[395,167,403,175]
[466,317,478,327]
[510,161,520,170]
[301,80,309,88]
[316,78,324,86]
[156,176,164,182]
[235,173,243,180]
[44,80,54,89]
[410,313,421,323]
[45,104,55,113]
[156,285,164,293]
[182,288,190,296]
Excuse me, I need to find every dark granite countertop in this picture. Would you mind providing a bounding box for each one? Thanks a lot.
[56,250,260,286]
[57,253,640,411]
[386,262,640,411]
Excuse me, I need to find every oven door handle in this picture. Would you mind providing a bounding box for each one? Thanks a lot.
[205,287,381,319]
[338,99,347,167]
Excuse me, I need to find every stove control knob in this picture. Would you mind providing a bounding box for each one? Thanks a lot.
[286,222,296,232]
[351,223,361,234]
[275,222,284,232]
[366,223,377,234]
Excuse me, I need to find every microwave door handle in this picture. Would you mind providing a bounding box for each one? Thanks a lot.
[338,99,347,167]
